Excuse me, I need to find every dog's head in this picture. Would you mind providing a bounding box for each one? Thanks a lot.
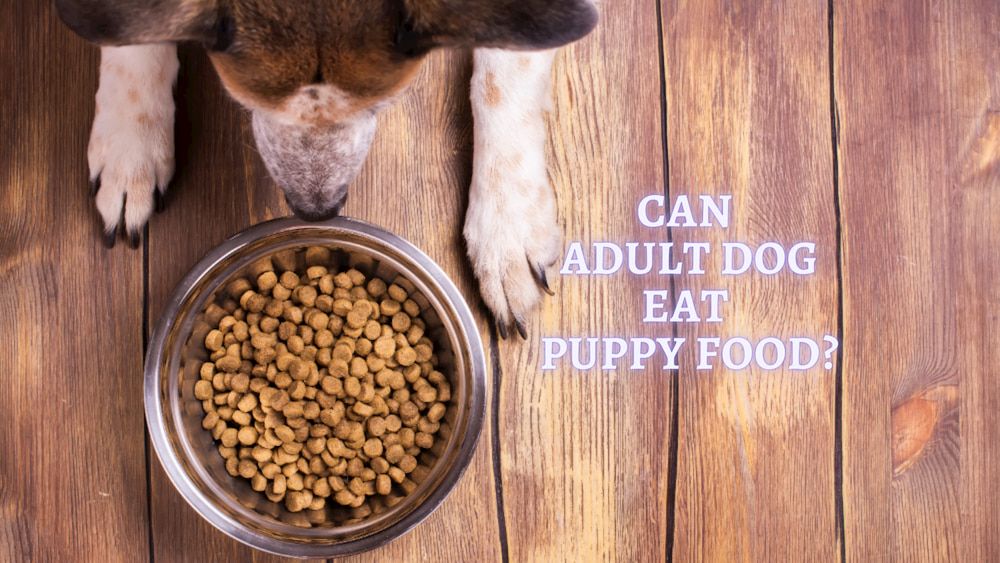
[57,0,598,220]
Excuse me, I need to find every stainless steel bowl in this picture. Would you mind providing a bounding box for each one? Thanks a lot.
[144,217,486,558]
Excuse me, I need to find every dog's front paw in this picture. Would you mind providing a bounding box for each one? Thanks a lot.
[89,45,177,248]
[464,172,560,339]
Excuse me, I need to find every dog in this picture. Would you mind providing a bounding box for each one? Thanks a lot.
[55,0,598,337]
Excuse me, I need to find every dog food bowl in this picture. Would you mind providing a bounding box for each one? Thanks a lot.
[144,217,486,558]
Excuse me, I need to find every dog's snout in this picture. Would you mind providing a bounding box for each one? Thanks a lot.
[251,110,375,224]
[285,188,348,222]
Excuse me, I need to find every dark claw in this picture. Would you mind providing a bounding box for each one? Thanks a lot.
[90,176,101,197]
[154,188,165,214]
[529,257,555,296]
[127,228,141,249]
[102,224,118,249]
[497,322,509,340]
[513,317,528,340]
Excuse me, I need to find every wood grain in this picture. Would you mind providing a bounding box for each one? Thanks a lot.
[495,0,674,560]
[835,0,1000,560]
[146,45,297,563]
[0,2,150,561]
[340,49,504,563]
[662,0,840,560]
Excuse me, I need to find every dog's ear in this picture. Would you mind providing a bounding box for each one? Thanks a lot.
[55,0,225,47]
[399,0,598,55]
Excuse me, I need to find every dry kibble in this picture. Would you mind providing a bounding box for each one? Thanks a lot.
[285,491,308,512]
[367,416,387,437]
[201,411,219,430]
[376,474,392,495]
[279,271,300,289]
[415,384,437,404]
[373,336,396,359]
[332,299,353,317]
[194,379,213,400]
[220,428,239,448]
[238,426,259,446]
[238,459,257,479]
[385,415,402,433]
[334,489,356,507]
[257,271,278,292]
[198,249,450,524]
[344,376,361,397]
[275,425,295,443]
[395,346,417,367]
[387,284,407,302]
[427,402,446,423]
[363,438,384,458]
[237,393,258,412]
[252,447,272,463]
[205,330,224,351]
[391,312,411,332]
[231,373,250,393]
[353,401,375,417]
[306,310,329,331]
[216,355,241,373]
[398,455,418,474]
[366,278,387,297]
[349,357,368,378]
[384,444,405,464]
[403,299,420,318]
[380,299,401,316]
[415,432,434,449]
[387,466,406,484]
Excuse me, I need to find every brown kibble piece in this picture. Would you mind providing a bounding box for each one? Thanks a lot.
[257,271,278,292]
[275,425,295,443]
[403,299,420,318]
[380,299,401,316]
[387,466,405,484]
[376,474,392,495]
[220,428,239,448]
[373,336,396,359]
[285,491,309,512]
[334,489,356,506]
[194,380,213,400]
[279,271,299,289]
[395,346,417,367]
[346,301,372,329]
[398,455,417,473]
[387,284,407,302]
[384,444,405,464]
[238,426,258,446]
[415,432,434,449]
[362,438,384,458]
[391,312,411,332]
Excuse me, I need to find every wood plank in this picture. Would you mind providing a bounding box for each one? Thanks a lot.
[146,45,298,563]
[662,1,840,560]
[835,0,1000,560]
[146,46,502,560]
[495,1,674,560]
[0,2,150,561]
[341,50,504,563]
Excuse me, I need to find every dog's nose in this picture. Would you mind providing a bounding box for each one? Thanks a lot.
[285,190,348,222]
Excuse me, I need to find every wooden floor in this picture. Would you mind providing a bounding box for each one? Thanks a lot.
[2,0,999,561]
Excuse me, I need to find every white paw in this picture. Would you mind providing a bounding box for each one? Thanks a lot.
[89,44,177,247]
[464,161,560,339]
